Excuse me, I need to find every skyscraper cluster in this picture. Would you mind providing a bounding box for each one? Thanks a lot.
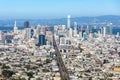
[0,15,120,80]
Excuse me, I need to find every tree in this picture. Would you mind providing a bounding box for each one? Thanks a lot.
[36,77,42,80]
[108,73,114,77]
[1,64,10,69]
[46,59,51,64]
[99,78,105,80]
[11,78,18,80]
[21,77,26,80]
[26,71,34,78]
[25,65,31,70]
[42,68,49,72]
[2,70,14,78]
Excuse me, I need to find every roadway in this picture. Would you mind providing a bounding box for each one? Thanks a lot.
[53,36,70,80]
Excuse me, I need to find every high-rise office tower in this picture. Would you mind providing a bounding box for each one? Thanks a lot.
[89,33,93,38]
[83,32,87,40]
[82,30,85,37]
[87,25,89,30]
[24,28,34,39]
[69,28,73,38]
[81,25,83,32]
[109,23,112,35]
[62,25,66,30]
[24,21,29,28]
[36,34,46,46]
[30,29,34,38]
[14,21,18,33]
[106,23,112,35]
[116,32,119,37]
[86,25,90,34]
[4,35,14,44]
[36,24,41,35]
[79,32,82,39]
[103,27,106,37]
[98,30,101,37]
[67,15,70,29]
[100,27,103,34]
[0,31,3,41]
[24,28,31,39]
[74,22,77,36]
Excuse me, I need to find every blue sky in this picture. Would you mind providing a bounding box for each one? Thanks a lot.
[0,0,120,19]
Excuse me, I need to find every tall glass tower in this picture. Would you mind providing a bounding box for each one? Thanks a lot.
[36,34,46,46]
[24,21,29,28]
[14,21,18,33]
[67,15,70,29]
[109,23,112,35]
[74,22,77,36]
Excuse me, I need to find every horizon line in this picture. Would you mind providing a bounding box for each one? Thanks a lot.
[0,15,120,20]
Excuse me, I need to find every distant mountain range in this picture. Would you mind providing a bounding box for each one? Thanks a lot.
[0,15,120,27]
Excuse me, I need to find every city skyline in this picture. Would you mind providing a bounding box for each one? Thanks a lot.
[0,0,120,19]
[0,1,120,79]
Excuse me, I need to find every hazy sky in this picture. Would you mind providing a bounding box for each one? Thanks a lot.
[0,0,120,19]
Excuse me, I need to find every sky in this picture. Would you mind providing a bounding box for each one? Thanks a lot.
[0,0,120,19]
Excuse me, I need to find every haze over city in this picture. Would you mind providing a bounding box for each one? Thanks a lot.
[0,0,120,19]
